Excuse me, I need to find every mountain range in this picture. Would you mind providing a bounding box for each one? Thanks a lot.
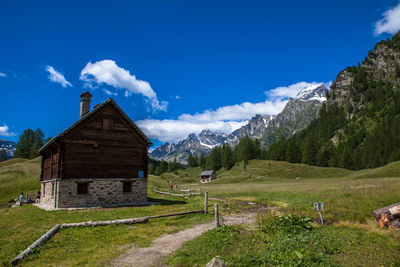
[151,83,327,163]
[0,139,16,159]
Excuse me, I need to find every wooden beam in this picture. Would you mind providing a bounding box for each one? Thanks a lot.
[11,224,61,266]
[61,217,148,228]
[151,189,186,198]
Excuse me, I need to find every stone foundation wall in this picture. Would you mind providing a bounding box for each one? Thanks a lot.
[56,178,147,208]
[40,180,57,207]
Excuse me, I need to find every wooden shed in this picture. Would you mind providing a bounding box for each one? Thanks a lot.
[200,170,217,183]
[38,92,152,209]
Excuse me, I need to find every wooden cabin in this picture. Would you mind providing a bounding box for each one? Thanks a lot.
[38,92,152,209]
[200,170,217,183]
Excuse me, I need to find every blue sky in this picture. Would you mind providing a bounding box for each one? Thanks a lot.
[1,0,400,147]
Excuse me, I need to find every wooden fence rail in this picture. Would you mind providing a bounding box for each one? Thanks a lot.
[151,189,186,198]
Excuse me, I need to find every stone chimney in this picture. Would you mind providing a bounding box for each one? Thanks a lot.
[80,91,92,118]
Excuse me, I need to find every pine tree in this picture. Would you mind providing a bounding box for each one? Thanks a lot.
[285,141,301,163]
[187,154,198,168]
[155,161,168,175]
[30,128,45,159]
[199,153,206,170]
[0,149,7,162]
[168,158,183,172]
[221,144,234,170]
[14,129,35,158]
[340,146,354,169]
[206,147,222,171]
[148,163,155,174]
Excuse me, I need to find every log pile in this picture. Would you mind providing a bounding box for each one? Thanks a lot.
[373,202,400,230]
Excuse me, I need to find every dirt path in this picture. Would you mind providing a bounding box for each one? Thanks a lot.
[110,212,257,267]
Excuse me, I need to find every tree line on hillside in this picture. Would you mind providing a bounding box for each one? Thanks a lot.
[265,33,400,170]
[149,137,266,175]
[148,158,186,175]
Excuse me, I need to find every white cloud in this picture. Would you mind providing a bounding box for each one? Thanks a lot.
[138,81,327,144]
[178,99,287,123]
[80,60,168,111]
[45,66,73,88]
[137,97,287,143]
[266,81,324,99]
[103,89,118,96]
[0,72,6,77]
[137,118,248,144]
[0,124,16,137]
[374,2,400,35]
[175,95,181,99]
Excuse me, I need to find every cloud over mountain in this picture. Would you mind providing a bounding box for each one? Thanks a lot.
[0,124,16,137]
[374,2,400,35]
[137,81,327,144]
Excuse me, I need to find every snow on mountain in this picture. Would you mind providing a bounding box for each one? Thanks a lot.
[0,139,16,159]
[150,83,328,163]
[294,83,327,102]
[150,130,227,163]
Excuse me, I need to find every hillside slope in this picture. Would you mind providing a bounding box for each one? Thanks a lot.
[0,157,41,205]
[267,31,400,169]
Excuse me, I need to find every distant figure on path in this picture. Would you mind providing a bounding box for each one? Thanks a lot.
[169,184,173,190]
[19,192,24,206]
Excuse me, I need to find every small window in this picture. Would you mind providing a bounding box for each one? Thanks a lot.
[51,183,55,197]
[138,171,144,178]
[123,182,132,193]
[42,184,45,196]
[103,119,113,131]
[77,182,88,194]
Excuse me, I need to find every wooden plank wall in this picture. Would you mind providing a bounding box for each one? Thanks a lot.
[41,149,60,181]
[61,104,148,179]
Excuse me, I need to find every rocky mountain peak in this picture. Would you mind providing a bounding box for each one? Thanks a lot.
[150,83,328,164]
[294,83,327,102]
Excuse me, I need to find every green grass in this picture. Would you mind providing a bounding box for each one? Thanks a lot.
[351,160,400,178]
[200,176,400,223]
[0,157,41,206]
[167,215,400,266]
[0,158,215,266]
[2,157,400,266]
[213,160,354,183]
[0,193,214,266]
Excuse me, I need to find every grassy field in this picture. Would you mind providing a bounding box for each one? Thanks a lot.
[167,218,400,266]
[167,160,400,266]
[1,158,400,266]
[0,157,41,206]
[0,158,215,266]
[0,193,214,266]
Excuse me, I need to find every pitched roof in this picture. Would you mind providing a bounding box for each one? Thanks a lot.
[38,98,152,153]
[201,170,215,176]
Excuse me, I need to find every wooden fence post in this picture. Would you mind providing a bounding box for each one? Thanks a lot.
[215,203,220,227]
[204,192,208,214]
[188,189,191,197]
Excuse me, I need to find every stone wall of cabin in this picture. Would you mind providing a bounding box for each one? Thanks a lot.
[40,180,57,207]
[56,178,147,208]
